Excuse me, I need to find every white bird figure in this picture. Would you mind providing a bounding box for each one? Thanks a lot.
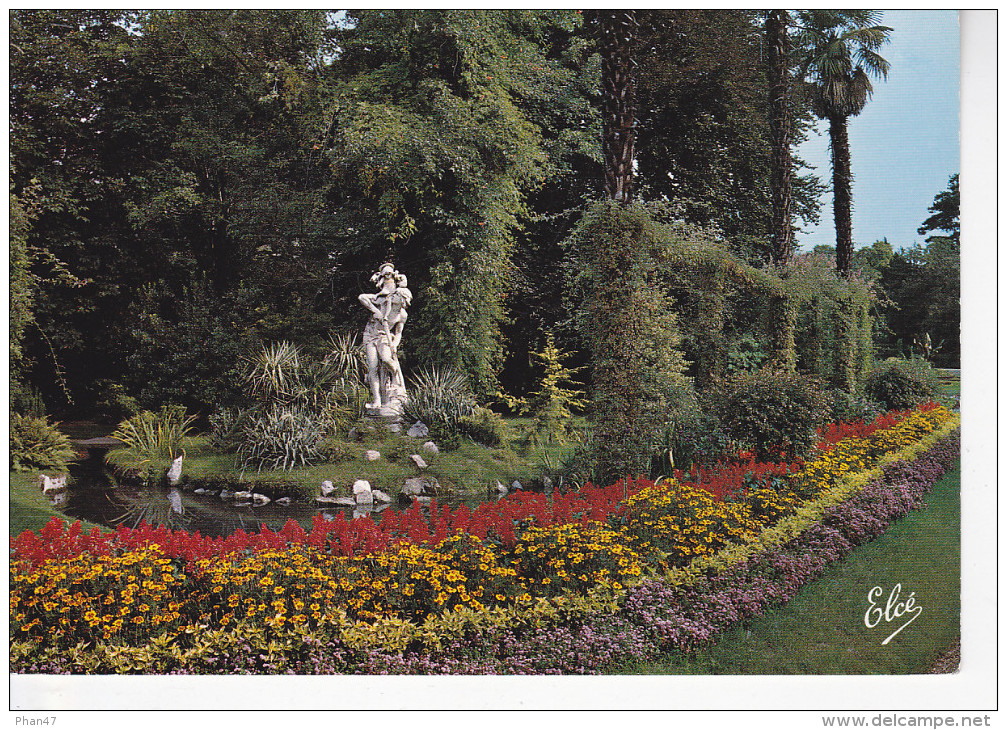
[167,452,185,486]
[38,473,67,494]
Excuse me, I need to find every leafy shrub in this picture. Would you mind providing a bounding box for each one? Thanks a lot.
[703,368,829,461]
[726,333,767,373]
[10,415,77,472]
[238,404,325,472]
[401,366,477,438]
[864,358,940,411]
[92,380,142,422]
[827,387,884,425]
[671,413,736,470]
[106,405,196,481]
[458,407,509,447]
[208,407,251,451]
[123,281,251,413]
[11,385,47,420]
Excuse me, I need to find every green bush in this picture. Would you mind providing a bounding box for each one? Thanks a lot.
[458,407,509,448]
[106,405,197,482]
[238,404,326,473]
[10,415,77,472]
[401,366,477,438]
[864,358,940,411]
[827,387,884,425]
[92,380,142,422]
[726,333,768,373]
[670,412,736,470]
[703,368,829,461]
[660,382,735,471]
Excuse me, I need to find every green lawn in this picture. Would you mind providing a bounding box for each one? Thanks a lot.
[181,418,580,504]
[613,460,961,675]
[9,470,109,537]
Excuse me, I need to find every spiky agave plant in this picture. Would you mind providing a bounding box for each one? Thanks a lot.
[237,403,326,473]
[244,341,303,405]
[401,366,477,436]
[106,405,196,482]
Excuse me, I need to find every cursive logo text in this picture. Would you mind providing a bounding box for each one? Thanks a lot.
[864,583,923,645]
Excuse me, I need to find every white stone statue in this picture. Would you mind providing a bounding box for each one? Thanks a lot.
[358,262,412,414]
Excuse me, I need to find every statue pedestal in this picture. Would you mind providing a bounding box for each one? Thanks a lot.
[363,396,407,429]
[364,403,403,419]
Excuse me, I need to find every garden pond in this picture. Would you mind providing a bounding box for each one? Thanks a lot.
[54,443,495,539]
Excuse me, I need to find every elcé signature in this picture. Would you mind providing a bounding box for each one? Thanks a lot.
[864,583,923,645]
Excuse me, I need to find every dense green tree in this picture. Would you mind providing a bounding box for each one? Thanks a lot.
[320,10,584,399]
[917,173,960,244]
[766,10,795,264]
[11,10,337,412]
[632,11,824,262]
[798,10,891,276]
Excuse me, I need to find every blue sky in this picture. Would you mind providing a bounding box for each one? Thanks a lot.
[794,10,960,253]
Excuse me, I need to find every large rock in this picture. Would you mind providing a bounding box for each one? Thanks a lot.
[252,493,271,506]
[407,421,430,438]
[315,496,341,505]
[422,441,439,455]
[353,479,374,505]
[320,480,337,497]
[402,476,439,497]
[364,450,381,462]
[372,489,392,504]
[275,496,292,506]
[410,454,428,469]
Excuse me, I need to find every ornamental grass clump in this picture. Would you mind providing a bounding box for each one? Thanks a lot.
[237,404,326,472]
[106,405,196,482]
[401,366,478,439]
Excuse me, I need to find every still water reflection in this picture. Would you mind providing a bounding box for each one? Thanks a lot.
[59,456,474,539]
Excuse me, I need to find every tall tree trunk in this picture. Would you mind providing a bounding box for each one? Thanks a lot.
[596,10,639,203]
[830,113,854,276]
[766,10,793,265]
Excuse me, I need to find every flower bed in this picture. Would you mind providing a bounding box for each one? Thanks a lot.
[10,404,959,674]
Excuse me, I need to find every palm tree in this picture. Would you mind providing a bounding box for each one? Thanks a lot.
[589,10,640,203]
[765,10,793,265]
[798,10,891,276]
